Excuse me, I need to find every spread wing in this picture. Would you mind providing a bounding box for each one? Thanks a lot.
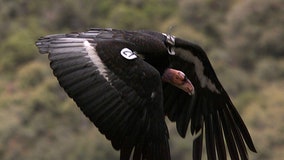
[35,30,170,160]
[163,38,256,160]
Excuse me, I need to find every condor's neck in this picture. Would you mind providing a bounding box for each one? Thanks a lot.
[144,54,169,75]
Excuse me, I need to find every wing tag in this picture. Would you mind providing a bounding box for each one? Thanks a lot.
[120,48,137,60]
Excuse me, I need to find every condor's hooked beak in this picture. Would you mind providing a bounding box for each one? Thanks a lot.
[162,68,195,95]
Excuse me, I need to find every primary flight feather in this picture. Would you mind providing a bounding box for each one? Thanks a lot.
[36,28,256,160]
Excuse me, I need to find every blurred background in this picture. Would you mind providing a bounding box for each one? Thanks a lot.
[0,0,283,159]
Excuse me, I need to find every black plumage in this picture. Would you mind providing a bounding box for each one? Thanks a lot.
[36,28,256,160]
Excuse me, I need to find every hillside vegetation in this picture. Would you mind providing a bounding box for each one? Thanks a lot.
[0,0,283,159]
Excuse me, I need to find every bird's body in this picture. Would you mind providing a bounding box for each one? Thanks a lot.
[36,28,256,160]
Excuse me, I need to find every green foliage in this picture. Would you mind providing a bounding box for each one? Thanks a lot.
[179,0,234,41]
[244,82,284,160]
[224,0,284,68]
[255,58,284,81]
[107,0,176,29]
[16,61,51,89]
[0,0,283,159]
[0,28,38,72]
[108,4,152,29]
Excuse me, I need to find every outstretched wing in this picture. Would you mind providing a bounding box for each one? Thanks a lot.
[163,38,256,160]
[35,30,170,160]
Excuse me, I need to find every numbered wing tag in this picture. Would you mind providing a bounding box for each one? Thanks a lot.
[120,48,138,60]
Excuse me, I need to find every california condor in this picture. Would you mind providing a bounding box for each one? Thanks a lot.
[35,28,256,160]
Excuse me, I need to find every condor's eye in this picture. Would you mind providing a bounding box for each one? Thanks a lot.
[183,75,188,82]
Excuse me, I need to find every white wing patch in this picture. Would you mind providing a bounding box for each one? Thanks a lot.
[84,40,109,81]
[176,49,220,94]
[120,48,137,60]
